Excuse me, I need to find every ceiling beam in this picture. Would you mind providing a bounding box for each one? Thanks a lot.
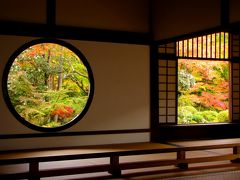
[221,0,229,26]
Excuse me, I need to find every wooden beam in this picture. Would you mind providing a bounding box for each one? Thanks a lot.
[176,150,188,169]
[29,161,40,180]
[231,146,240,163]
[0,21,151,45]
[150,43,160,138]
[0,129,150,140]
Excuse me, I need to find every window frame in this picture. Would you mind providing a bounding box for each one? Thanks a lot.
[158,32,232,126]
[177,58,231,124]
[2,38,94,132]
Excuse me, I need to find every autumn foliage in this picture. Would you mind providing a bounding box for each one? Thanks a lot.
[8,43,90,128]
[178,59,229,124]
[51,106,75,120]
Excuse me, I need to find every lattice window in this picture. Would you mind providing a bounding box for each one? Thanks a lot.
[158,43,177,124]
[231,34,240,122]
[232,62,240,121]
[177,32,229,59]
[231,35,240,58]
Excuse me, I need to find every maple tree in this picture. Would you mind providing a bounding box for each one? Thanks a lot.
[178,59,229,124]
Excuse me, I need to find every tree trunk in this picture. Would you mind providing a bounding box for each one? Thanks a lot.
[57,71,63,90]
[46,49,53,90]
[57,53,63,91]
[52,76,55,90]
[54,114,59,122]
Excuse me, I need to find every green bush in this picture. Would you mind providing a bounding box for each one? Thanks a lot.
[184,106,198,114]
[178,107,221,124]
[201,111,218,122]
[191,112,205,123]
[178,107,192,124]
[215,110,229,122]
[178,95,195,106]
[178,106,198,124]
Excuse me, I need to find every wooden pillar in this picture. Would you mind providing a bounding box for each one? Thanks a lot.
[29,161,40,180]
[231,146,240,163]
[108,155,121,177]
[176,150,188,169]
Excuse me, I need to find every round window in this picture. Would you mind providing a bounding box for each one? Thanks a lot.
[2,39,94,131]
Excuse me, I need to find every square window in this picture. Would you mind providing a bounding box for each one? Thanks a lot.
[178,59,229,124]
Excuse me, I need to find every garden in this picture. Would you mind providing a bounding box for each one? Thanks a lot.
[7,43,90,128]
[178,59,229,124]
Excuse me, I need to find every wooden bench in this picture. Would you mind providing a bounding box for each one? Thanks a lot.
[0,142,179,179]
[167,138,240,169]
[1,138,240,179]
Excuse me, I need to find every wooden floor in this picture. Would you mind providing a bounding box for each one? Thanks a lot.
[1,148,240,179]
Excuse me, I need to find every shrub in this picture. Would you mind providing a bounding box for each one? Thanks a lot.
[178,70,195,91]
[178,95,195,106]
[201,111,218,122]
[178,106,198,124]
[184,106,198,114]
[216,110,229,122]
[51,104,74,122]
[191,112,206,123]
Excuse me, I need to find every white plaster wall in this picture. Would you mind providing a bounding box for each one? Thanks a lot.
[0,36,150,150]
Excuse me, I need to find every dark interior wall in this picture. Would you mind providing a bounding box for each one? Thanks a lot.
[0,0,150,33]
[2,1,240,40]
[3,0,240,41]
[0,0,46,23]
[56,0,150,32]
[230,0,240,23]
[153,0,221,40]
